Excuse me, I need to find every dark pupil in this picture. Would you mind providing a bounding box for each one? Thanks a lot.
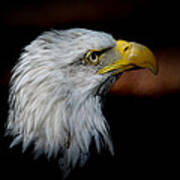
[90,52,97,61]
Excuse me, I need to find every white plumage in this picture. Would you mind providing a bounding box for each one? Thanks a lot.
[7,29,117,176]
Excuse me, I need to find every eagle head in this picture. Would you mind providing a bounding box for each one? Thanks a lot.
[7,28,158,177]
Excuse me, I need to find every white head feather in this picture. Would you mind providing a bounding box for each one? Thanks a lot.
[7,28,117,176]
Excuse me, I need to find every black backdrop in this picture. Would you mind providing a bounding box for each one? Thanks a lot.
[0,1,179,179]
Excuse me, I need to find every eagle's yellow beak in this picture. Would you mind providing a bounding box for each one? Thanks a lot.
[98,40,158,75]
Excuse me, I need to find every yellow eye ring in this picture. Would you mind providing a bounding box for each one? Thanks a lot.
[85,50,101,65]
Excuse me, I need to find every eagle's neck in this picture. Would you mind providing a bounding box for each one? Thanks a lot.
[58,88,114,171]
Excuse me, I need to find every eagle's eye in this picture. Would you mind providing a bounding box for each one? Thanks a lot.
[85,50,101,65]
[89,52,98,63]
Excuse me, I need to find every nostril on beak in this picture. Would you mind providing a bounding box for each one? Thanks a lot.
[124,46,129,52]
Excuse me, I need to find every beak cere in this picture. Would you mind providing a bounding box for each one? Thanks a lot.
[98,40,158,75]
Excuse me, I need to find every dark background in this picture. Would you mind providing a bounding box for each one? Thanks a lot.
[0,0,179,179]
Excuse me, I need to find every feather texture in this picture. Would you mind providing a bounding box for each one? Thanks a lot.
[7,28,116,176]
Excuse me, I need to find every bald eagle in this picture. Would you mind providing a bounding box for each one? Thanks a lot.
[7,28,157,177]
